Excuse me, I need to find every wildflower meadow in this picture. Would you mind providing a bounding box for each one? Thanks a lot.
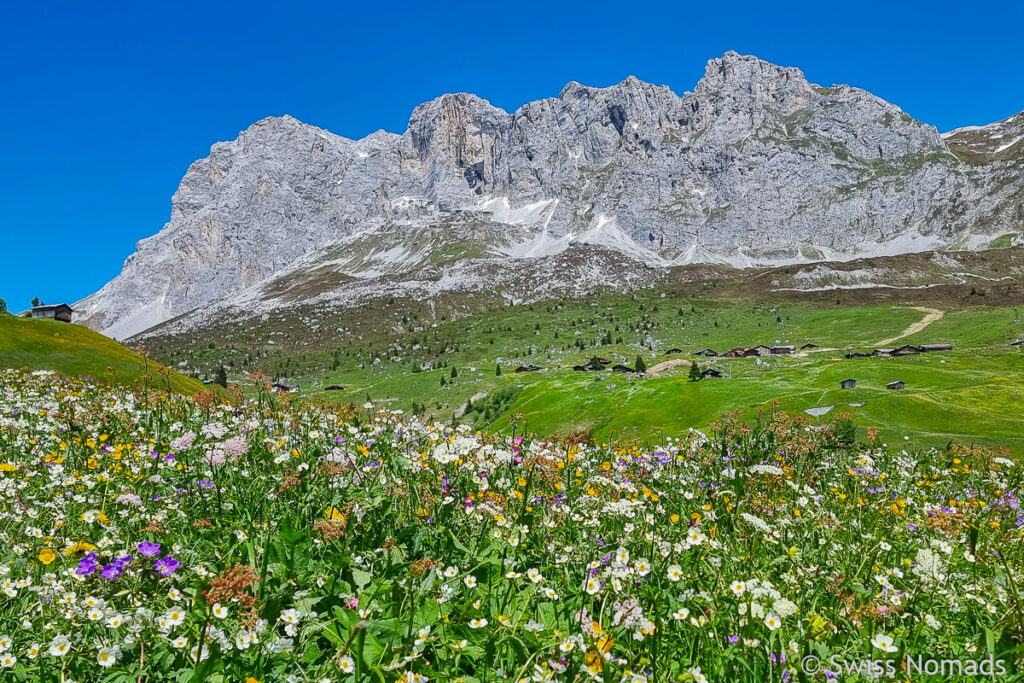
[0,369,1021,682]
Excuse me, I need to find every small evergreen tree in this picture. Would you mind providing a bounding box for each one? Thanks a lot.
[495,363,502,376]
[689,363,702,382]
[0,298,6,312]
[31,296,41,307]
[214,366,228,388]
[635,356,647,373]
[450,367,458,378]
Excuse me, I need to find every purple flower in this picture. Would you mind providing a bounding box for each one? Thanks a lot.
[197,480,213,489]
[154,555,181,575]
[137,541,161,557]
[76,552,98,576]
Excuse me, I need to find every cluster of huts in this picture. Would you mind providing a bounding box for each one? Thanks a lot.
[680,343,818,358]
[839,378,905,391]
[844,343,952,359]
[571,358,637,374]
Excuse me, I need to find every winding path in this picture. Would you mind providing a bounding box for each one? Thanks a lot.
[875,307,944,347]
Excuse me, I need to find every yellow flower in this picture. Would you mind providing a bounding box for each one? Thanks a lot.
[38,548,56,565]
[245,678,261,683]
[64,540,97,555]
[0,462,16,472]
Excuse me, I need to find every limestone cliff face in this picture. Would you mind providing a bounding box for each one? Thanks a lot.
[77,52,1024,339]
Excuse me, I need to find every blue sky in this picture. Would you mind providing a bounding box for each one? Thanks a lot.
[2,0,1023,311]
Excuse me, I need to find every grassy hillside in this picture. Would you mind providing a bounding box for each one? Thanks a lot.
[139,288,1024,453]
[0,313,206,394]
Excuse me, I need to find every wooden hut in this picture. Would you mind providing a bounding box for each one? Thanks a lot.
[611,364,635,374]
[886,380,905,391]
[693,348,719,357]
[30,303,73,323]
[918,344,953,352]
[514,364,543,373]
[840,378,857,389]
[701,368,722,379]
[771,345,795,355]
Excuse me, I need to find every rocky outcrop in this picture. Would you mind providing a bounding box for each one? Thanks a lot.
[77,52,1024,339]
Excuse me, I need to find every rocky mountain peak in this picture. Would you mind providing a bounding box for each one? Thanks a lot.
[75,53,1024,340]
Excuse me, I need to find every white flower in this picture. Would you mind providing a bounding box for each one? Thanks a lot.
[280,608,301,624]
[170,636,188,649]
[212,604,228,619]
[730,580,746,596]
[468,618,488,629]
[463,575,477,589]
[871,633,898,653]
[97,646,119,667]
[764,613,781,631]
[163,609,186,627]
[672,607,690,621]
[924,614,941,629]
[0,654,15,668]
[527,568,543,583]
[339,654,355,673]
[524,620,544,633]
[584,577,601,595]
[48,635,71,657]
[666,564,683,582]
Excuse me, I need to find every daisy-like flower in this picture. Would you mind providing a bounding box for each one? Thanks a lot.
[730,580,746,596]
[170,636,188,649]
[527,568,543,583]
[764,613,782,631]
[672,607,690,621]
[212,604,229,619]
[97,646,119,667]
[666,564,683,582]
[48,635,71,657]
[468,618,488,629]
[584,577,601,595]
[339,654,355,673]
[0,654,16,668]
[463,575,477,589]
[871,633,898,653]
[0,636,10,652]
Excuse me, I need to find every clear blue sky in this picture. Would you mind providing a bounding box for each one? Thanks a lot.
[2,0,1022,311]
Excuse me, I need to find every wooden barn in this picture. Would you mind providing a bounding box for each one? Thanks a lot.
[693,348,719,357]
[918,343,953,352]
[744,345,772,357]
[270,382,299,394]
[665,348,683,355]
[840,378,857,389]
[799,343,819,350]
[886,380,905,391]
[514,364,543,373]
[722,347,746,358]
[771,345,795,355]
[30,303,73,323]
[611,364,635,374]
[701,368,722,379]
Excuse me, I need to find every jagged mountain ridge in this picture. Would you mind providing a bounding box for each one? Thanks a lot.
[76,51,1024,339]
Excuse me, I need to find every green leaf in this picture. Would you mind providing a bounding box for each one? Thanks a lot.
[352,567,372,591]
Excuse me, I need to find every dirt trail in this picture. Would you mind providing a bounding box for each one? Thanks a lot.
[875,307,944,347]
[645,358,691,377]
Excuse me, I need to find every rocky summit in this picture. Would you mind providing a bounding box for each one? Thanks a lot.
[76,52,1023,339]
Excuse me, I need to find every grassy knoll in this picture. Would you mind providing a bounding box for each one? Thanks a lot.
[0,313,206,394]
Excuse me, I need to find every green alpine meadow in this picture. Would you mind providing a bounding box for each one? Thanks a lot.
[4,5,1024,681]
